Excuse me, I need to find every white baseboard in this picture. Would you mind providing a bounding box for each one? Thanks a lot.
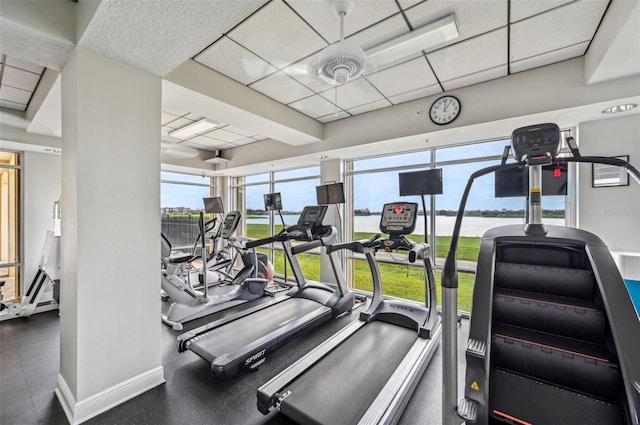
[55,366,165,424]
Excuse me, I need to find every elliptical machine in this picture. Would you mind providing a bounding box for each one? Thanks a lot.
[442,123,640,425]
[161,211,270,331]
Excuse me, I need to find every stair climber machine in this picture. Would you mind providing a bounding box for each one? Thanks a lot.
[258,201,441,425]
[441,123,640,425]
[176,205,355,379]
[161,211,270,331]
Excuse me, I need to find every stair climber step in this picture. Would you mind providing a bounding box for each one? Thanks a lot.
[493,290,606,343]
[489,368,624,425]
[491,324,621,402]
[495,262,595,300]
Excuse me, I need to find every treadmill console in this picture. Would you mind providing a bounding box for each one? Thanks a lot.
[220,211,241,239]
[511,123,561,162]
[379,202,418,236]
[297,205,328,229]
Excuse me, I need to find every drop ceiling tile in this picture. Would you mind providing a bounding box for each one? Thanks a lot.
[350,14,410,51]
[288,0,401,44]
[406,0,507,44]
[196,36,277,85]
[388,84,442,104]
[5,56,44,74]
[250,71,314,104]
[510,0,608,61]
[428,28,507,82]
[441,64,508,91]
[0,85,32,104]
[184,113,205,121]
[202,128,246,143]
[165,117,195,130]
[319,77,385,110]
[366,56,438,97]
[317,110,351,123]
[398,0,424,10]
[347,99,392,116]
[161,106,189,117]
[289,94,339,118]
[161,111,181,125]
[0,99,26,111]
[282,56,332,93]
[510,0,573,22]
[182,136,227,150]
[161,126,173,137]
[233,138,259,146]
[511,42,589,73]
[228,0,327,69]
[223,125,259,138]
[2,67,40,91]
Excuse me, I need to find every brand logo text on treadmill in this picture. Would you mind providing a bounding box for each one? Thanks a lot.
[279,316,298,327]
[390,304,414,312]
[245,349,266,366]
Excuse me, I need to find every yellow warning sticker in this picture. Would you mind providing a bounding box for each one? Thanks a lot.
[470,381,480,391]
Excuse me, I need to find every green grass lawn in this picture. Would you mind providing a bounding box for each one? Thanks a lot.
[249,223,478,311]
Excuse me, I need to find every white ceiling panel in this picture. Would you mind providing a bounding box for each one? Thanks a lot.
[161,111,181,125]
[406,0,508,44]
[2,66,40,91]
[289,94,340,118]
[250,71,314,104]
[441,64,508,91]
[347,14,411,55]
[347,99,392,116]
[202,128,246,143]
[161,126,172,137]
[164,117,194,130]
[184,113,205,121]
[319,78,384,110]
[366,56,438,97]
[161,106,190,117]
[182,136,227,150]
[388,84,442,104]
[287,0,401,44]
[398,0,423,11]
[196,36,277,85]
[223,125,258,138]
[229,0,327,69]
[511,41,589,73]
[317,110,351,123]
[282,56,333,93]
[510,0,573,22]
[428,28,507,82]
[510,0,608,61]
[0,85,31,104]
[5,56,44,74]
[0,99,25,111]
[233,138,259,146]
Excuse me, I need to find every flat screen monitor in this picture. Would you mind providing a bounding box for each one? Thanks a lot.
[203,197,224,213]
[399,169,443,196]
[263,192,283,211]
[316,182,345,205]
[495,164,568,197]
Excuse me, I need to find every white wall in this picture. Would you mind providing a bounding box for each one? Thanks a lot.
[578,114,640,252]
[23,151,61,292]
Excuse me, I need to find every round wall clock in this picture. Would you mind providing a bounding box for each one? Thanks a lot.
[429,95,461,125]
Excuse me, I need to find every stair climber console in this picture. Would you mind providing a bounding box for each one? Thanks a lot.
[442,123,640,425]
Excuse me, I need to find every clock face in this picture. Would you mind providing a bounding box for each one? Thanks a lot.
[429,95,461,125]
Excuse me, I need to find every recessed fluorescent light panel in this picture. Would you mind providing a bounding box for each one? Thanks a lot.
[168,118,218,139]
[601,104,637,114]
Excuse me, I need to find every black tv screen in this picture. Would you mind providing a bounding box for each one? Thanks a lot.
[399,169,443,196]
[203,197,224,213]
[316,182,345,205]
[495,164,568,197]
[263,192,282,211]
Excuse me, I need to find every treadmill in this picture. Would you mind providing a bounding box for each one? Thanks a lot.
[177,205,355,379]
[258,201,441,425]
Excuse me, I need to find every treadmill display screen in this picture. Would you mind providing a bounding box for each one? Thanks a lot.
[511,123,561,161]
[221,211,241,238]
[379,202,418,235]
[297,205,328,228]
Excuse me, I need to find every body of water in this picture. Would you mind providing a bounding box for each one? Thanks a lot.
[247,215,565,237]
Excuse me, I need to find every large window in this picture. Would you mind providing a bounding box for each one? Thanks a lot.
[233,167,320,280]
[0,151,20,302]
[161,171,214,251]
[346,132,573,311]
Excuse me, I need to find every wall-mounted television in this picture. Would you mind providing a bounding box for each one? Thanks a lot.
[399,168,443,196]
[263,192,283,211]
[495,163,568,197]
[316,182,345,205]
[203,197,224,213]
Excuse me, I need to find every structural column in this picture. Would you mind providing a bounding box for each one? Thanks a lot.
[56,47,164,424]
[319,158,344,284]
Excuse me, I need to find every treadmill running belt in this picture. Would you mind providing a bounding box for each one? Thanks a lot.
[279,321,418,425]
[187,298,331,362]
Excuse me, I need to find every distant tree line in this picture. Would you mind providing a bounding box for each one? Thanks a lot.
[245,207,565,218]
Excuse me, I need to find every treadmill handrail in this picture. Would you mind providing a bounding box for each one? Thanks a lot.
[245,228,288,249]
